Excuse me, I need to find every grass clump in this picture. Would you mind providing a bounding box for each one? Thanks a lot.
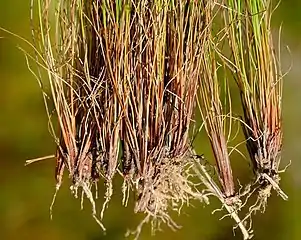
[116,0,209,236]
[31,0,127,228]
[221,0,287,220]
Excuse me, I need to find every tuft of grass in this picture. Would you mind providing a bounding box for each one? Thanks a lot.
[119,1,208,236]
[221,0,287,218]
[198,19,236,201]
[31,0,126,228]
[195,2,251,238]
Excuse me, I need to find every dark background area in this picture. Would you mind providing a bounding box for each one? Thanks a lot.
[0,1,299,239]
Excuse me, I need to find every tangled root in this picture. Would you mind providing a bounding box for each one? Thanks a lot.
[248,171,287,215]
[50,170,113,233]
[192,157,252,240]
[69,178,110,231]
[239,171,288,234]
[126,156,207,239]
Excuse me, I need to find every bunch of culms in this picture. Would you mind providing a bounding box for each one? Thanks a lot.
[28,0,287,239]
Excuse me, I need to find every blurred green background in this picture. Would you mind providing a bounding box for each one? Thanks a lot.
[0,1,299,239]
